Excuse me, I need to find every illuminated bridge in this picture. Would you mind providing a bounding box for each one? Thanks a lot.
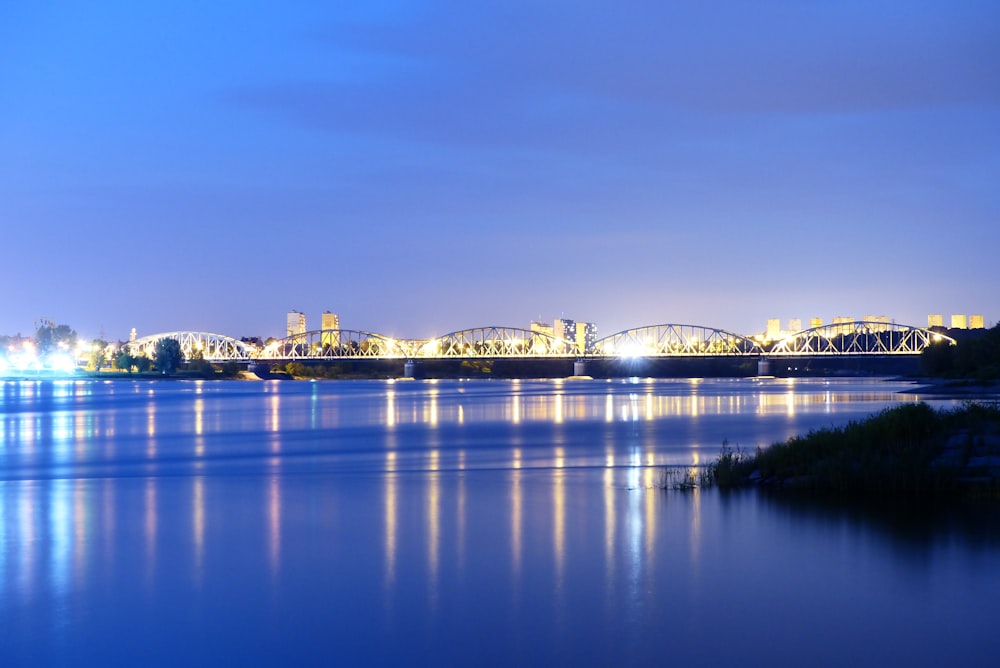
[130,321,953,363]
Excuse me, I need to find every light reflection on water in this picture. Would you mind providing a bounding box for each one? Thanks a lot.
[0,377,998,666]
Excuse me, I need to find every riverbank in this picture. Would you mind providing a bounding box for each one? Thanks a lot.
[908,377,1000,397]
[709,402,1000,497]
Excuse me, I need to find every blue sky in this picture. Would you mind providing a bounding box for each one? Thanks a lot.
[2,1,998,341]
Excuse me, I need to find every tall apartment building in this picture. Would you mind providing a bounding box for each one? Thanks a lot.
[286,310,306,337]
[552,318,575,345]
[575,321,598,354]
[321,311,341,348]
[788,318,802,333]
[951,314,968,329]
[970,315,985,329]
[928,314,944,328]
[809,317,823,329]
[765,318,781,341]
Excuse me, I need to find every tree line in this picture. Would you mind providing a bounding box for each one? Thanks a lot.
[2,320,239,378]
[921,324,1000,379]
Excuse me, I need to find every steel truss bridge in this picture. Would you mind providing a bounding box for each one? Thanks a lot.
[128,321,953,363]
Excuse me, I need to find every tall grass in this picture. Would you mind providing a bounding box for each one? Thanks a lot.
[708,402,1000,496]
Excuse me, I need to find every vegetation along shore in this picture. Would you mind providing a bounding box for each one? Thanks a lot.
[703,402,1000,498]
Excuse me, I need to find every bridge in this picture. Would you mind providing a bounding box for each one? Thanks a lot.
[129,321,953,363]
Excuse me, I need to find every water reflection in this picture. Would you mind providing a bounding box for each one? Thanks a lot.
[267,476,281,576]
[384,468,397,588]
[0,378,994,667]
[144,477,156,585]
[193,476,205,586]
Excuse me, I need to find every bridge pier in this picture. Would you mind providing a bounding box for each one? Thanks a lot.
[403,359,423,379]
[573,359,589,377]
[757,357,772,376]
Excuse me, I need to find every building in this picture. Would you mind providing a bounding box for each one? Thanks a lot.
[970,315,985,329]
[788,318,802,334]
[861,315,890,332]
[530,321,553,336]
[575,321,598,354]
[928,314,944,328]
[552,318,575,345]
[809,317,823,329]
[831,316,854,336]
[286,310,306,337]
[321,311,341,348]
[951,314,968,330]
[530,321,553,352]
[765,318,781,341]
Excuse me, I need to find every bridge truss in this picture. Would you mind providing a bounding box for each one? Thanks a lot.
[127,321,953,365]
[415,326,577,358]
[258,330,409,360]
[593,324,763,357]
[768,321,955,356]
[129,332,258,361]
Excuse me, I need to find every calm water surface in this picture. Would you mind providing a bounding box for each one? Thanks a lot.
[1,377,998,666]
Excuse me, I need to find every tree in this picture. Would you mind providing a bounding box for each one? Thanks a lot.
[133,354,152,373]
[186,345,215,377]
[154,338,184,375]
[117,346,136,373]
[34,319,77,356]
[88,339,109,371]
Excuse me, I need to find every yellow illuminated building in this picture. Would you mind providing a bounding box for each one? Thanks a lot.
[286,310,306,336]
[321,311,341,348]
[970,315,985,329]
[951,314,967,329]
[928,314,944,328]
[831,316,854,335]
[765,318,781,341]
[576,321,597,354]
[861,315,890,332]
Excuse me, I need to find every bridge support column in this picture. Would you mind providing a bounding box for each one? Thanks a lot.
[403,359,423,379]
[573,359,589,377]
[757,357,772,376]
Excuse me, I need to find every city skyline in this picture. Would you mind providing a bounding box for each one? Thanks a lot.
[2,3,998,342]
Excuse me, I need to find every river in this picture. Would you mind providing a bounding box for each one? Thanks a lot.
[1,377,998,666]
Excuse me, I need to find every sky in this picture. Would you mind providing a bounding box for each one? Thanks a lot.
[2,1,998,342]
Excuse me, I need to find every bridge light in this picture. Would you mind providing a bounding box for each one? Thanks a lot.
[618,341,645,359]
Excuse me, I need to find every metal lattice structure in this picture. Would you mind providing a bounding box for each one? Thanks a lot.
[129,332,259,361]
[257,330,410,360]
[414,326,579,358]
[593,324,763,357]
[769,321,955,356]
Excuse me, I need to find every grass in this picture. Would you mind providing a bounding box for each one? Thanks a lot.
[705,402,1000,497]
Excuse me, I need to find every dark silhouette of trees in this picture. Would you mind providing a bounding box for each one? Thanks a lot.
[34,319,77,356]
[921,324,1000,379]
[154,338,183,375]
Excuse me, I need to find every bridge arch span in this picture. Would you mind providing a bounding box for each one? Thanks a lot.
[416,326,579,358]
[769,321,956,356]
[129,332,258,361]
[258,329,409,360]
[594,324,763,357]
